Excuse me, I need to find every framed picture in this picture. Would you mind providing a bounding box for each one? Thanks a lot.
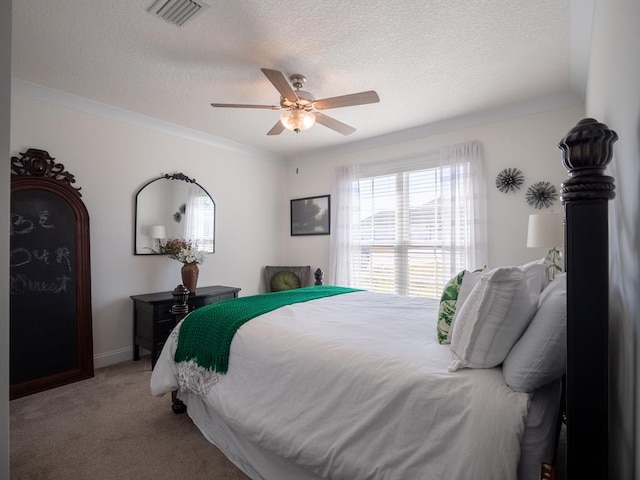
[290,195,331,236]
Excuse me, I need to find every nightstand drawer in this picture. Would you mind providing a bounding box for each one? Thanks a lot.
[155,302,173,319]
[204,292,236,304]
[155,316,177,340]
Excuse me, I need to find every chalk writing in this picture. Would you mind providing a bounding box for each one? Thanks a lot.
[31,249,50,265]
[10,273,72,295]
[39,210,55,229]
[10,246,72,273]
[55,246,71,272]
[10,210,56,236]
[10,213,34,236]
[9,247,31,268]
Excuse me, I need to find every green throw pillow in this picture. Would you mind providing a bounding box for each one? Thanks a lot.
[436,267,486,344]
[437,271,465,344]
[271,271,301,292]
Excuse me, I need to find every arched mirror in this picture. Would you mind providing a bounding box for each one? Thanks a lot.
[134,173,215,255]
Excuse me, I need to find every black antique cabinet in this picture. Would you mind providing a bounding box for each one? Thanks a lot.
[131,285,240,367]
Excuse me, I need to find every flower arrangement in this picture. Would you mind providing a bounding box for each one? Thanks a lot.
[161,238,207,265]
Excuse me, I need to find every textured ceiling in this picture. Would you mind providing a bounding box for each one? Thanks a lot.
[11,0,588,161]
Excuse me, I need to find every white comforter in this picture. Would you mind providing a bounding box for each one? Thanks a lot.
[151,290,530,480]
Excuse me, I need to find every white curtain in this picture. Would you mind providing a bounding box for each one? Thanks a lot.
[439,140,488,271]
[328,164,360,286]
[329,140,487,292]
[184,185,202,246]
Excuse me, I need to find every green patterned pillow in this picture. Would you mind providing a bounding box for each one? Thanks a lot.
[437,271,465,344]
[437,267,486,344]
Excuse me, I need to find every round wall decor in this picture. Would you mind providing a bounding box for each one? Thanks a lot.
[495,168,524,193]
[525,181,559,209]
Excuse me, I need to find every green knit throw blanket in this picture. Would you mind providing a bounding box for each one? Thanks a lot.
[174,285,361,373]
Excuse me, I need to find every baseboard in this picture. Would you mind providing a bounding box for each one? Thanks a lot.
[93,347,134,369]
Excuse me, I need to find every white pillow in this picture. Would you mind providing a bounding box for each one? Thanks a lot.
[521,257,551,289]
[449,263,548,371]
[453,269,483,318]
[449,267,523,370]
[504,261,549,334]
[521,257,547,268]
[502,274,567,392]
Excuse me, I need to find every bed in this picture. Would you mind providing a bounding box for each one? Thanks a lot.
[150,118,617,480]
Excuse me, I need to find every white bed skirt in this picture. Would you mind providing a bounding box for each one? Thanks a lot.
[182,390,324,479]
[180,380,561,480]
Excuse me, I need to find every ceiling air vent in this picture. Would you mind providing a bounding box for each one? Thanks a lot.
[148,0,209,26]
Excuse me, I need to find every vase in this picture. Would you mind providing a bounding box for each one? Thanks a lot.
[181,263,199,295]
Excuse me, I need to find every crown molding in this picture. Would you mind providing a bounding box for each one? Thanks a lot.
[292,92,584,165]
[11,79,286,165]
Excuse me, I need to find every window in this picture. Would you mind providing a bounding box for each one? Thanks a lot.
[330,141,486,298]
[184,190,215,251]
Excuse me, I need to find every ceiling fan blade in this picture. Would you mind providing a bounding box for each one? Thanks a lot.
[314,112,356,136]
[260,68,299,103]
[313,90,380,110]
[210,103,280,110]
[267,121,285,136]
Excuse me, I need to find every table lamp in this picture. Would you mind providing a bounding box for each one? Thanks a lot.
[148,225,166,252]
[527,212,564,280]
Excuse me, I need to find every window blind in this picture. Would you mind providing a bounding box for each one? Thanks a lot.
[349,149,476,298]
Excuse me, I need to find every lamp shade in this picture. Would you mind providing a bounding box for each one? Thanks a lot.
[527,212,564,248]
[148,225,166,239]
[280,109,316,132]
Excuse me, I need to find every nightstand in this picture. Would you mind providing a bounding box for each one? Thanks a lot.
[131,285,241,368]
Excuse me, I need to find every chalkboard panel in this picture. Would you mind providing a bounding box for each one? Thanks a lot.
[10,189,79,384]
[10,148,93,399]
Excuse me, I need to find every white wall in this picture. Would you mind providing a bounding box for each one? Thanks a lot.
[285,105,585,279]
[1,1,11,476]
[586,0,640,477]
[9,93,585,373]
[10,95,288,367]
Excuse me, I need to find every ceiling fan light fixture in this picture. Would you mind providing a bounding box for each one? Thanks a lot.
[280,109,316,133]
[211,68,379,136]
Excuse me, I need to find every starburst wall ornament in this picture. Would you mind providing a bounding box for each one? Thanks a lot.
[525,181,559,209]
[495,168,524,193]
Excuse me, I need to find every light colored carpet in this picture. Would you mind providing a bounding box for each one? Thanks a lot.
[10,358,250,480]
[11,358,567,480]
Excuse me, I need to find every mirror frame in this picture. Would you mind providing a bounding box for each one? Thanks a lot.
[134,172,215,255]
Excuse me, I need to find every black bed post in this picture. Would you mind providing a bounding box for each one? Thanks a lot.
[558,118,617,479]
[170,284,190,414]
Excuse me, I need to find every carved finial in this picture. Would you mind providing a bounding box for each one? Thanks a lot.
[164,172,196,183]
[558,118,617,202]
[10,148,82,196]
[314,268,324,286]
[170,284,190,315]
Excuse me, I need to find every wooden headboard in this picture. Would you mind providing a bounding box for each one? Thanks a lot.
[558,118,617,479]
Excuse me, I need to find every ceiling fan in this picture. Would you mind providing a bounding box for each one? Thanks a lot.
[210,68,380,136]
